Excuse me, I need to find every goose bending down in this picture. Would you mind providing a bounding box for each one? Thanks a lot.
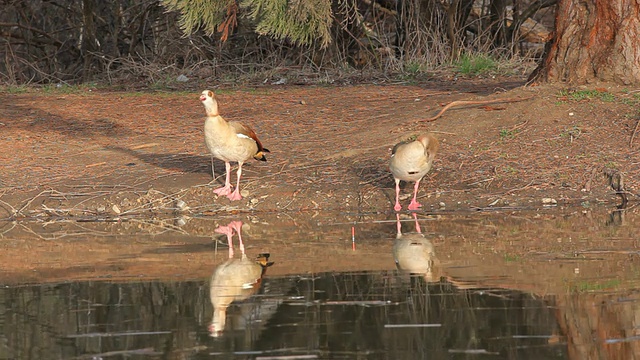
[389,133,439,211]
[209,221,274,337]
[393,213,440,282]
[200,90,270,201]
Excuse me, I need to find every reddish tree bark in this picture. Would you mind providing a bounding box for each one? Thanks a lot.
[532,0,640,85]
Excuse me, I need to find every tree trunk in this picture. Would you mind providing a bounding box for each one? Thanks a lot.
[532,0,640,85]
[81,0,97,82]
[443,0,475,59]
[490,0,508,47]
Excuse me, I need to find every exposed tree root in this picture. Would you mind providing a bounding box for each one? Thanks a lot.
[419,95,536,122]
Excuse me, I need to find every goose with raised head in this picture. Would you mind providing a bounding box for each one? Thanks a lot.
[200,90,270,201]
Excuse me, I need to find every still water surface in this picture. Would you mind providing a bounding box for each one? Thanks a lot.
[1,206,639,359]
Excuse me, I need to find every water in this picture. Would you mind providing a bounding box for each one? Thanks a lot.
[1,205,639,359]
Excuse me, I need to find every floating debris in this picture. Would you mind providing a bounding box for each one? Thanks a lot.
[605,335,640,344]
[66,330,171,338]
[384,323,442,328]
[256,355,318,360]
[448,349,500,355]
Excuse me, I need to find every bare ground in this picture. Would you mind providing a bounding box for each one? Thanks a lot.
[1,77,637,214]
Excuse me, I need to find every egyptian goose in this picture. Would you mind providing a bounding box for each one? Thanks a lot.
[209,221,273,337]
[393,213,440,282]
[389,133,439,211]
[200,90,270,201]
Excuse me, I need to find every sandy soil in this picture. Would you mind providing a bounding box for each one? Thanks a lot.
[2,78,637,214]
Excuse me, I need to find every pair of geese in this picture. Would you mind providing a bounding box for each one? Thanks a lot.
[200,89,438,211]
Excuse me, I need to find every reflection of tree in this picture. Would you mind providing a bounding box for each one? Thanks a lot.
[1,271,564,357]
[556,291,640,359]
[248,272,562,357]
[0,281,210,359]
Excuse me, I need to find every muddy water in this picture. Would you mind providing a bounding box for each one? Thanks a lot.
[1,205,640,359]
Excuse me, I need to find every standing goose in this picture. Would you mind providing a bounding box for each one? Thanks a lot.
[389,133,439,211]
[200,90,270,201]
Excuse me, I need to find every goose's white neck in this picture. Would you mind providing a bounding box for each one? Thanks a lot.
[203,98,219,116]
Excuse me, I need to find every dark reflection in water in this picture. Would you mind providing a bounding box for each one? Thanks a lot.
[3,206,640,358]
[0,272,564,359]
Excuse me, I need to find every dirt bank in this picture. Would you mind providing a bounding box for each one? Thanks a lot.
[1,78,637,218]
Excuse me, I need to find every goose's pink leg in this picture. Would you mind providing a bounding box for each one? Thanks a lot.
[407,179,423,211]
[227,162,244,201]
[213,162,233,196]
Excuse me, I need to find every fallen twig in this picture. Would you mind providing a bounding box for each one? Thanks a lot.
[500,180,536,195]
[630,118,640,147]
[0,189,17,218]
[17,190,52,216]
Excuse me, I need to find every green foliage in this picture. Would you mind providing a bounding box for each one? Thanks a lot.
[243,0,332,48]
[162,0,333,48]
[161,0,234,36]
[455,54,497,75]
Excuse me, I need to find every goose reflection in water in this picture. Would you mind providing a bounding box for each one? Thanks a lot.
[209,221,274,337]
[393,213,441,282]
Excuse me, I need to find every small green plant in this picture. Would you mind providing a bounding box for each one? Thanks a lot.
[41,83,87,94]
[558,89,615,102]
[621,92,640,106]
[574,279,621,292]
[456,54,497,76]
[599,92,615,102]
[503,254,520,262]
[1,85,28,93]
[404,61,423,75]
[621,98,636,106]
[499,128,517,140]
[604,161,618,169]
[41,83,61,93]
[560,126,582,140]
